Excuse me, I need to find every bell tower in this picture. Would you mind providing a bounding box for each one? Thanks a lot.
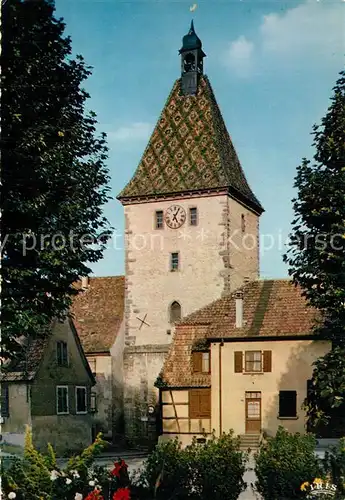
[179,21,206,95]
[118,21,263,447]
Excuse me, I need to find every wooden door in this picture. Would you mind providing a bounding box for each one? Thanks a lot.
[245,392,261,433]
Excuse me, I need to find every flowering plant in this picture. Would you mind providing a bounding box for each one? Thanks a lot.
[1,428,136,500]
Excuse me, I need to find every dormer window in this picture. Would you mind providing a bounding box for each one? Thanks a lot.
[192,351,210,373]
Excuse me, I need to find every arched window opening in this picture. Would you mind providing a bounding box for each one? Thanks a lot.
[170,301,181,324]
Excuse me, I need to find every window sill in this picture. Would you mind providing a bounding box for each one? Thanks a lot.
[277,416,299,420]
[190,416,211,419]
[242,372,264,375]
[57,412,69,415]
[76,411,88,415]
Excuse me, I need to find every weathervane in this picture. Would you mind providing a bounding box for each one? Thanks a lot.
[190,3,197,12]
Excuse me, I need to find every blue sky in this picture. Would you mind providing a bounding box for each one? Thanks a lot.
[55,0,344,279]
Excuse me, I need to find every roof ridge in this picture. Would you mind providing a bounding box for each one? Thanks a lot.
[88,275,125,279]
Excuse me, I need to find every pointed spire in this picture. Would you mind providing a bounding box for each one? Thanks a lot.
[189,20,195,34]
[180,20,202,53]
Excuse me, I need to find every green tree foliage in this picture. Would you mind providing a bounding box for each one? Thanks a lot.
[322,437,345,496]
[284,70,345,432]
[284,70,345,341]
[304,346,345,435]
[1,0,111,358]
[254,427,320,500]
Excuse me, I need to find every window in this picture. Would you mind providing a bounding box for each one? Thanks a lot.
[56,341,68,366]
[170,252,179,271]
[202,352,210,373]
[88,358,96,374]
[90,392,97,413]
[155,210,164,229]
[1,384,9,418]
[169,301,181,324]
[76,386,87,414]
[241,214,246,233]
[245,351,262,372]
[235,350,272,373]
[56,386,69,414]
[189,389,211,418]
[279,390,297,418]
[189,207,198,226]
[192,351,210,373]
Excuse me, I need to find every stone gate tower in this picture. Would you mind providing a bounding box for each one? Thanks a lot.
[117,21,264,445]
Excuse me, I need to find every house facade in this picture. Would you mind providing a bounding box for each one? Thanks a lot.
[159,280,331,446]
[1,318,95,456]
[71,276,125,441]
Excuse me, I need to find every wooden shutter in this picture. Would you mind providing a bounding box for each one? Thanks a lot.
[189,389,200,418]
[189,389,211,418]
[199,389,211,418]
[234,351,243,373]
[279,390,297,417]
[192,352,202,373]
[263,351,272,372]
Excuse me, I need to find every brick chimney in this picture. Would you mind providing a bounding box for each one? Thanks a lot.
[235,291,244,328]
[81,276,89,290]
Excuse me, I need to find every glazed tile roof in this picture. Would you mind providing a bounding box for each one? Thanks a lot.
[71,276,125,354]
[161,279,319,388]
[118,76,263,214]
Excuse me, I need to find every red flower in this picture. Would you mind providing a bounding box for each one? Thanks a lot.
[85,489,104,500]
[111,459,128,478]
[112,487,131,500]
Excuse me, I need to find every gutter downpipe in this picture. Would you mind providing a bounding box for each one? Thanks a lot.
[219,340,224,436]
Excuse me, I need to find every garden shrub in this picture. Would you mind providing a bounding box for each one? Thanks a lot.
[135,432,246,500]
[321,437,345,497]
[254,427,321,500]
[191,431,246,500]
[134,437,193,499]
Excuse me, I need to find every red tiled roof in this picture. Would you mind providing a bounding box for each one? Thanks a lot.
[70,276,125,354]
[161,279,319,387]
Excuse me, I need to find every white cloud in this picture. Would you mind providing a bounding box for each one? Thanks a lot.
[108,122,153,142]
[260,2,344,57]
[223,36,255,77]
[223,1,344,77]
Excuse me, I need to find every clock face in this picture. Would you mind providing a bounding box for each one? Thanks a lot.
[165,205,186,229]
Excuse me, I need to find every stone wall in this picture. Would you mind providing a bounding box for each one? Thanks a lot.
[86,354,113,439]
[123,344,169,447]
[1,383,31,449]
[32,414,92,456]
[123,193,260,444]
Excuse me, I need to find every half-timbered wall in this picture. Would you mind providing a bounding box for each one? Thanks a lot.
[161,389,211,446]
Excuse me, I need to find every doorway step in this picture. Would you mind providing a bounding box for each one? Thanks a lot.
[239,434,261,452]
